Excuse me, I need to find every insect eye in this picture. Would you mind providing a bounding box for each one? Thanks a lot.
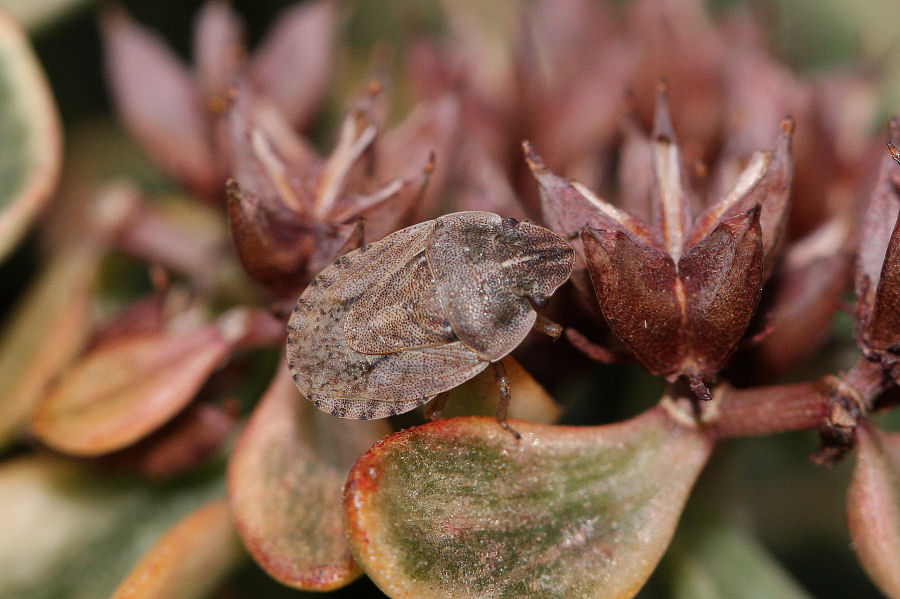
[502,217,519,230]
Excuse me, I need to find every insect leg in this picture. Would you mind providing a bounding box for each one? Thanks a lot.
[424,392,450,421]
[492,361,521,439]
[337,217,367,255]
[533,313,563,339]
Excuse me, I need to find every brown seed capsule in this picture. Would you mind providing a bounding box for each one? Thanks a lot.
[286,211,575,421]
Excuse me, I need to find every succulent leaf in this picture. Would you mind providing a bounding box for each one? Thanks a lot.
[110,501,245,599]
[345,407,713,599]
[31,324,234,456]
[228,364,390,590]
[0,8,62,263]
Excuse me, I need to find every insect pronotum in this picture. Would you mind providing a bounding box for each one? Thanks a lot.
[286,211,575,436]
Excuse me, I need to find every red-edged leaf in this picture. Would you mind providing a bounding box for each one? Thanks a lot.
[110,501,245,599]
[228,363,390,590]
[0,242,103,449]
[31,325,233,456]
[0,8,62,263]
[848,423,900,598]
[345,406,713,599]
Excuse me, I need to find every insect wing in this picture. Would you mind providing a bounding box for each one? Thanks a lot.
[287,220,487,419]
[344,246,455,355]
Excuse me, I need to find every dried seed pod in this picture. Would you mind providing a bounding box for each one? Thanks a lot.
[527,87,788,397]
[286,211,575,421]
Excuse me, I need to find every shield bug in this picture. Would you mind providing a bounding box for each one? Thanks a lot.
[286,211,575,435]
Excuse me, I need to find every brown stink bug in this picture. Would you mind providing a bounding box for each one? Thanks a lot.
[286,211,575,436]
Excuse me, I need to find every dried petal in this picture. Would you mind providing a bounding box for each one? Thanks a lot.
[679,206,763,376]
[0,9,61,263]
[617,114,653,222]
[345,406,713,599]
[649,84,694,261]
[378,94,461,221]
[524,141,654,242]
[315,96,379,221]
[229,364,389,590]
[193,0,245,102]
[857,120,900,304]
[101,7,216,197]
[226,179,317,296]
[870,196,900,351]
[529,39,635,170]
[581,226,682,376]
[31,325,233,456]
[691,117,794,276]
[110,501,245,599]
[858,120,900,353]
[248,0,337,129]
[456,140,528,219]
[847,423,900,598]
[752,217,853,373]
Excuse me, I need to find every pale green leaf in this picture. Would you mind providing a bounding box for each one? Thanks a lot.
[667,524,813,599]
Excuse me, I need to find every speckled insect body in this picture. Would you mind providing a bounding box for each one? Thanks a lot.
[286,211,575,421]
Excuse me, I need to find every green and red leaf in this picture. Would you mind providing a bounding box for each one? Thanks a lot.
[345,406,713,599]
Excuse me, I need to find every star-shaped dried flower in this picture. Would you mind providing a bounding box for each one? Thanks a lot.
[226,85,435,298]
[101,0,337,199]
[525,86,793,397]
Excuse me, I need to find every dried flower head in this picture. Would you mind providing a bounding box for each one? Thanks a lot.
[526,85,794,397]
[226,85,434,297]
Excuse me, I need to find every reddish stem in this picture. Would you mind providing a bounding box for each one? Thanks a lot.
[706,357,895,441]
[706,382,831,440]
